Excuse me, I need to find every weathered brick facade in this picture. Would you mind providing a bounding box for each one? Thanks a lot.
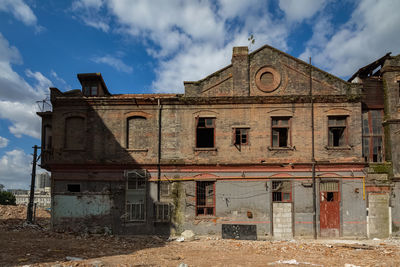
[38,45,400,239]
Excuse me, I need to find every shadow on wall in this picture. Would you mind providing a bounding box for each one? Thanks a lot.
[47,96,173,236]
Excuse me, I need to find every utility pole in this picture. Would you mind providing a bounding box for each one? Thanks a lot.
[310,58,317,239]
[27,145,38,223]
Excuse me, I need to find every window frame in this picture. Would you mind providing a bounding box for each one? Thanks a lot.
[83,83,99,97]
[327,115,348,148]
[271,117,291,148]
[271,180,292,203]
[195,181,215,216]
[233,127,249,146]
[126,116,148,151]
[195,117,216,149]
[362,110,384,162]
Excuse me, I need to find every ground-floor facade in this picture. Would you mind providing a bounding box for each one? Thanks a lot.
[50,164,394,239]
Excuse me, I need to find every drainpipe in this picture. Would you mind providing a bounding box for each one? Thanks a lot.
[157,98,162,202]
[310,58,317,239]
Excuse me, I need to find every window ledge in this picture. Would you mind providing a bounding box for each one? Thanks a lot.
[325,145,352,150]
[194,147,217,151]
[268,146,295,151]
[127,148,148,152]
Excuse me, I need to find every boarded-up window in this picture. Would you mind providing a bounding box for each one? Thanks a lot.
[127,116,149,149]
[65,117,85,150]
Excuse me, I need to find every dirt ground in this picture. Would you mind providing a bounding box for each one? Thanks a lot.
[1,205,400,267]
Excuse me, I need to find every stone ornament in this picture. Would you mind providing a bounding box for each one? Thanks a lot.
[255,66,281,92]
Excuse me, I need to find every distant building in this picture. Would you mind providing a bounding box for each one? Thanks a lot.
[12,172,51,209]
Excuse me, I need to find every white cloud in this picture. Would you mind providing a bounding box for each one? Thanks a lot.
[0,149,31,189]
[301,0,400,78]
[0,0,41,29]
[0,136,9,148]
[71,0,110,32]
[92,55,133,73]
[0,33,52,139]
[278,0,327,22]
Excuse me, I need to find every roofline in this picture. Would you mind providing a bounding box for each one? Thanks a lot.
[77,73,111,95]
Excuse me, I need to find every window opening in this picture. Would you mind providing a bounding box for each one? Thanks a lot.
[154,203,170,222]
[67,184,80,192]
[127,171,146,190]
[196,181,215,215]
[127,116,148,150]
[271,117,290,147]
[328,116,347,147]
[362,110,383,162]
[234,128,249,146]
[160,181,170,197]
[196,118,215,148]
[126,170,147,222]
[272,181,291,202]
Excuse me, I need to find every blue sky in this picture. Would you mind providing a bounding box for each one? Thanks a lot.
[0,0,399,189]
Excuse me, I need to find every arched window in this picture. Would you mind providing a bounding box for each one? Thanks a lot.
[127,116,149,150]
[64,116,85,150]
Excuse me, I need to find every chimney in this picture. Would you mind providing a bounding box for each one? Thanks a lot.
[231,46,249,96]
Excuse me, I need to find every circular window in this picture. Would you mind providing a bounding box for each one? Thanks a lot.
[255,67,281,92]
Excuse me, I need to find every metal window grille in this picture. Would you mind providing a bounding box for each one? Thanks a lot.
[127,170,146,190]
[196,181,215,216]
[126,202,145,221]
[154,203,171,222]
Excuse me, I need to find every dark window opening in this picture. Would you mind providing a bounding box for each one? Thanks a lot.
[234,128,249,146]
[83,85,98,96]
[271,117,290,147]
[326,192,334,202]
[67,184,80,192]
[328,116,347,147]
[272,181,291,202]
[196,181,215,216]
[196,118,215,148]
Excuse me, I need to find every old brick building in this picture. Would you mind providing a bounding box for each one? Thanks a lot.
[38,44,400,239]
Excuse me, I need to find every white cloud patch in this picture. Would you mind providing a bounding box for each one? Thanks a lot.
[71,0,292,92]
[92,55,133,73]
[71,0,110,32]
[278,0,327,22]
[0,149,31,189]
[0,33,53,139]
[0,136,9,148]
[0,0,41,30]
[301,0,400,78]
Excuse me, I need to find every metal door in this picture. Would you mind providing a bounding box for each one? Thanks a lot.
[320,181,340,237]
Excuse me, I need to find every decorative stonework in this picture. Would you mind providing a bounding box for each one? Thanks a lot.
[255,66,281,92]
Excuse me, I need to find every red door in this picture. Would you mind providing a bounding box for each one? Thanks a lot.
[320,182,340,237]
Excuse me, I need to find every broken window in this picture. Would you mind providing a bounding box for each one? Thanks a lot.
[328,116,347,147]
[64,116,85,150]
[127,116,149,150]
[83,85,98,96]
[233,128,249,146]
[154,203,170,222]
[362,110,384,162]
[126,170,147,222]
[320,182,339,202]
[272,181,291,202]
[271,117,290,147]
[196,117,215,148]
[196,181,215,216]
[67,184,80,192]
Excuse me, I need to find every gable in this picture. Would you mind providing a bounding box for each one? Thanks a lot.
[184,44,360,98]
